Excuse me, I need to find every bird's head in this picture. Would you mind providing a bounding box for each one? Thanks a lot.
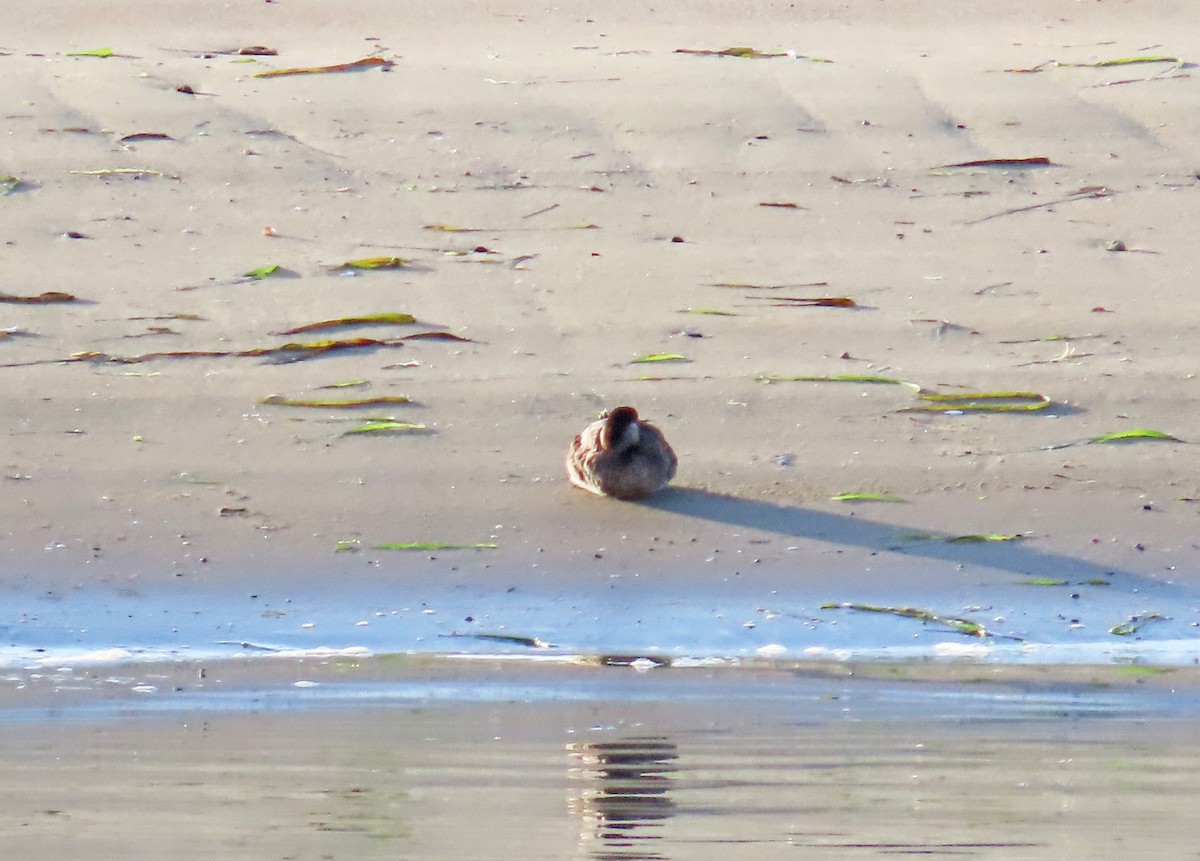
[602,406,641,451]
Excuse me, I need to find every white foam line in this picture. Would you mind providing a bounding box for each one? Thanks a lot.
[3,638,1199,671]
[0,644,376,672]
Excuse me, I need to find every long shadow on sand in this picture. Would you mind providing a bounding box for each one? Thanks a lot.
[640,487,1150,586]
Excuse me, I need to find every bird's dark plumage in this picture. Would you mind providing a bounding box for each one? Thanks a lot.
[566,406,677,499]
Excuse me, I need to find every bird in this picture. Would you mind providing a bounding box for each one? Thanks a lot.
[566,406,677,500]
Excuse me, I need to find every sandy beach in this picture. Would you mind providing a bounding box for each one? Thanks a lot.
[4,0,1200,660]
[5,1,1200,854]
[4,0,1199,606]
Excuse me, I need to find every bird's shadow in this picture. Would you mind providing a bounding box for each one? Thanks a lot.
[639,486,1138,585]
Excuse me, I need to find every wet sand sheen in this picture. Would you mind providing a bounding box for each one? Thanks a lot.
[6,570,1200,668]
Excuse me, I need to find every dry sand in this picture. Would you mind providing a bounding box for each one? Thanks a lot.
[3,1,1200,615]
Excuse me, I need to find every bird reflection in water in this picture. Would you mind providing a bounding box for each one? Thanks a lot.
[568,737,679,860]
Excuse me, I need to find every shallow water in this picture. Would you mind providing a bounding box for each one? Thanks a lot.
[5,553,1197,856]
[6,566,1200,669]
[1,661,1199,859]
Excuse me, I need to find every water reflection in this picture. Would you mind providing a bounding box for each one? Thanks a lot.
[568,738,679,860]
[5,675,1200,860]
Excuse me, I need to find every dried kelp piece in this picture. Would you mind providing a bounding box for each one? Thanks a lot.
[0,291,77,304]
[261,394,412,408]
[174,46,278,57]
[119,132,174,143]
[631,353,689,364]
[253,56,394,78]
[1089,428,1185,444]
[899,391,1051,413]
[820,602,998,639]
[262,338,403,358]
[234,337,405,362]
[522,203,560,219]
[934,157,1056,169]
[998,333,1103,344]
[1059,56,1180,67]
[177,266,297,291]
[772,377,1051,416]
[272,313,417,335]
[373,541,496,550]
[70,337,405,364]
[127,313,204,321]
[674,46,788,59]
[331,256,408,270]
[1003,62,1052,74]
[757,374,920,388]
[66,348,212,362]
[830,492,905,503]
[400,331,475,342]
[1109,612,1167,636]
[1091,69,1191,88]
[758,201,806,209]
[965,186,1114,225]
[679,308,737,316]
[245,264,281,280]
[749,295,859,308]
[898,532,1028,544]
[126,325,180,338]
[424,224,487,233]
[343,421,427,435]
[441,632,553,649]
[425,222,599,233]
